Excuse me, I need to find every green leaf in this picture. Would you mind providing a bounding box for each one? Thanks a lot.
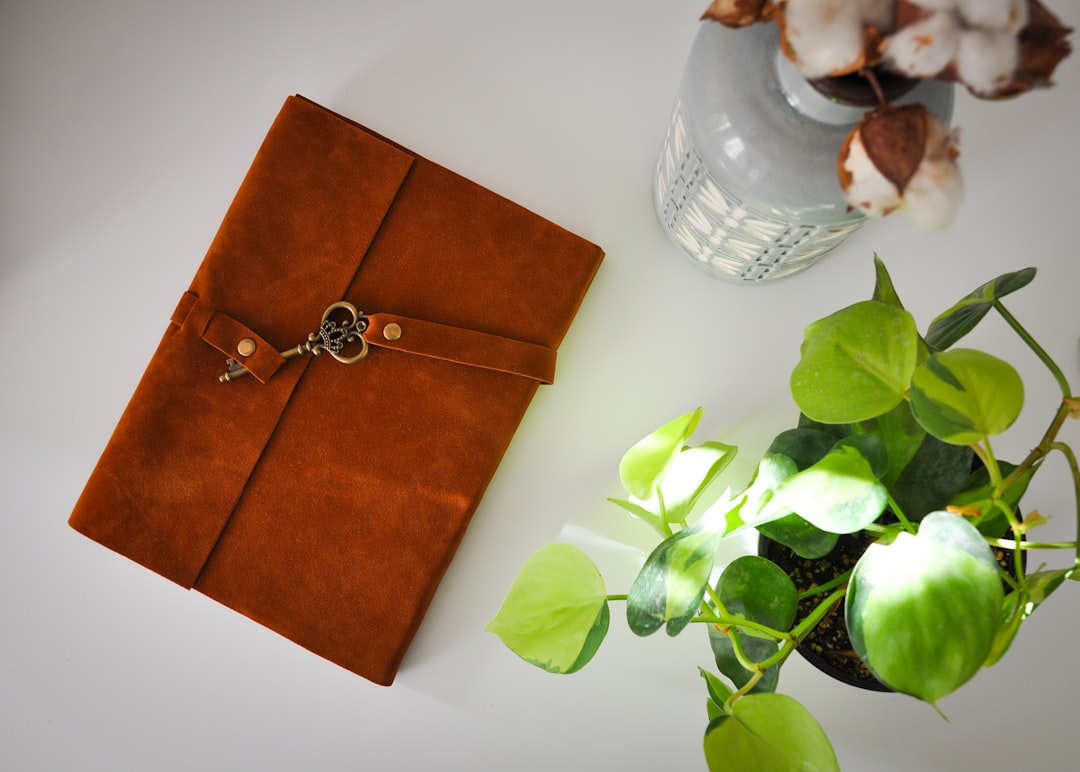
[626,499,730,637]
[703,693,840,772]
[486,543,609,674]
[834,433,888,481]
[791,300,919,424]
[984,592,1025,667]
[709,557,797,694]
[716,556,799,633]
[756,514,839,559]
[1026,567,1075,610]
[925,267,1037,350]
[846,512,1004,704]
[766,428,839,471]
[909,349,1024,445]
[655,441,738,526]
[890,434,974,522]
[796,414,853,441]
[701,668,735,715]
[947,461,1034,536]
[619,408,704,500]
[871,254,905,308]
[709,626,781,695]
[740,453,799,526]
[772,444,888,534]
[607,497,664,533]
[860,401,925,489]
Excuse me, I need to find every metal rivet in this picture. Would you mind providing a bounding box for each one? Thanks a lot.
[237,338,257,357]
[383,323,402,341]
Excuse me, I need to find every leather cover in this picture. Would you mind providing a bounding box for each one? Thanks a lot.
[68,95,604,685]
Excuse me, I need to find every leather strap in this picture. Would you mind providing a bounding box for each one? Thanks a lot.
[363,313,556,384]
[172,293,557,384]
[171,292,286,383]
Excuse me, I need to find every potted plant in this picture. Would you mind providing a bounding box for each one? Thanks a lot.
[486,256,1080,770]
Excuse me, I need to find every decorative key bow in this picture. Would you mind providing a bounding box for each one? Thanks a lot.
[220,301,369,382]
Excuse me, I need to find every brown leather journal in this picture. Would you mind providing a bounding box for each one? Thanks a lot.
[69,95,604,685]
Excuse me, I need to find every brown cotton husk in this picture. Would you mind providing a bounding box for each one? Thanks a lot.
[849,104,929,194]
[895,0,1072,98]
[988,0,1073,98]
[894,0,933,31]
[701,0,776,27]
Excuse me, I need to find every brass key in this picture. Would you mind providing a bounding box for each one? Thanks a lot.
[220,301,370,382]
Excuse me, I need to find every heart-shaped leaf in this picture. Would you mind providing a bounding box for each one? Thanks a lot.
[703,693,840,772]
[627,498,731,637]
[791,300,918,424]
[756,514,838,559]
[909,349,1024,445]
[925,268,1036,350]
[846,512,1004,704]
[619,408,704,500]
[486,543,609,674]
[771,444,888,534]
[709,556,797,694]
[717,555,799,633]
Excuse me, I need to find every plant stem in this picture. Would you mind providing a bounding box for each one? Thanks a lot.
[728,668,766,705]
[790,586,848,640]
[989,539,1078,551]
[694,614,790,641]
[1049,440,1080,568]
[994,299,1072,398]
[796,568,853,600]
[755,585,849,673]
[1003,402,1069,490]
[656,487,674,538]
[606,594,629,601]
[885,493,916,534]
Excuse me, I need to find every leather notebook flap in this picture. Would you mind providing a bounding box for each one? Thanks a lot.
[69,98,415,588]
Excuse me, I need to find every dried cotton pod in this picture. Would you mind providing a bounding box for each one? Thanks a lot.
[992,0,1073,98]
[838,104,963,229]
[701,0,776,26]
[888,0,1071,98]
[778,0,884,77]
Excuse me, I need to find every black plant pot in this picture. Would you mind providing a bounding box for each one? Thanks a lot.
[759,529,893,692]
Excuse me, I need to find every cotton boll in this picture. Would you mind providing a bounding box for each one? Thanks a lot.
[839,105,963,228]
[900,114,963,230]
[900,156,964,230]
[782,0,870,77]
[955,27,1020,96]
[839,129,903,217]
[884,11,961,77]
[956,0,1028,34]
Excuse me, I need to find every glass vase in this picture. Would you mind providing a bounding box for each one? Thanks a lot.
[654,20,954,283]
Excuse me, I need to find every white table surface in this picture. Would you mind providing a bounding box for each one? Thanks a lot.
[4,1,1080,770]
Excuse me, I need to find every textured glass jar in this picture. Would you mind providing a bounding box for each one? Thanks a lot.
[654,21,955,282]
